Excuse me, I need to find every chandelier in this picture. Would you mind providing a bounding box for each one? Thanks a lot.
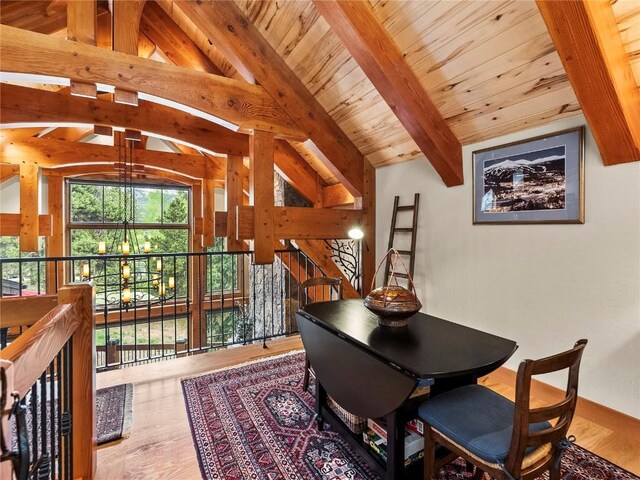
[80,132,175,309]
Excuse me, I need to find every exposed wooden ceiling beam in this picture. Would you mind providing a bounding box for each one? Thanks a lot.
[0,1,66,34]
[0,84,343,205]
[0,127,43,144]
[0,25,306,140]
[0,83,246,157]
[314,0,463,186]
[0,164,20,183]
[42,165,203,187]
[140,1,223,76]
[178,0,366,197]
[322,184,355,208]
[537,0,640,164]
[41,127,94,142]
[273,141,323,206]
[154,0,243,81]
[2,137,221,180]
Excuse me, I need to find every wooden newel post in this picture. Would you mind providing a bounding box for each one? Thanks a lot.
[58,283,96,480]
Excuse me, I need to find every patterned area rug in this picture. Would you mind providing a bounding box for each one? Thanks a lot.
[182,351,638,480]
[97,383,133,445]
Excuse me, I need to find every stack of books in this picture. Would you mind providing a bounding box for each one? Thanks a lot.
[362,418,424,468]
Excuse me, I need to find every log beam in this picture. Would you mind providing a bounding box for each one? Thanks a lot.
[314,0,463,186]
[0,25,306,139]
[235,206,362,240]
[178,0,366,196]
[323,184,355,208]
[537,0,640,164]
[0,164,19,183]
[1,84,334,204]
[0,84,246,158]
[0,214,51,237]
[2,137,221,180]
[140,1,223,76]
[0,1,66,35]
[250,131,276,264]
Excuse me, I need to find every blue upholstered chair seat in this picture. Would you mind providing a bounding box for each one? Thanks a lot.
[418,385,551,464]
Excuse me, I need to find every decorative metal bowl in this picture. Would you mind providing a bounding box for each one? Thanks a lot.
[364,285,422,327]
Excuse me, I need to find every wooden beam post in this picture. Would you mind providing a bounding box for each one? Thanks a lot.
[113,0,145,105]
[250,131,275,264]
[58,283,96,480]
[46,176,65,294]
[189,183,205,349]
[361,161,376,296]
[225,154,245,251]
[19,162,39,253]
[537,0,640,164]
[203,158,216,248]
[67,0,97,98]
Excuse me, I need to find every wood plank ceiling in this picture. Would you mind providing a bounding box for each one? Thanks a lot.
[1,0,637,177]
[223,0,582,168]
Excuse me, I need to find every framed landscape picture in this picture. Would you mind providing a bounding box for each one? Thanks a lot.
[473,127,584,224]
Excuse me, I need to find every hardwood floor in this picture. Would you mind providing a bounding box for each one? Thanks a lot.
[96,336,640,479]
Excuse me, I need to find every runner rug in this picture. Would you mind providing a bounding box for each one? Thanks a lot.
[181,351,638,480]
[97,383,133,445]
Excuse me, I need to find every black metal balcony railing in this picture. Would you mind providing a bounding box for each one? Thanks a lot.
[0,249,339,371]
[2,327,74,480]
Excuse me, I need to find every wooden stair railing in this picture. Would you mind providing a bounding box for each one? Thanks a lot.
[0,283,96,480]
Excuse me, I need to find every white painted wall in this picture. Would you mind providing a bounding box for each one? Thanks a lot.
[0,176,20,213]
[0,174,48,214]
[376,115,640,418]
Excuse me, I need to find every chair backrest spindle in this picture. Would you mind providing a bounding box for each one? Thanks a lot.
[300,277,342,307]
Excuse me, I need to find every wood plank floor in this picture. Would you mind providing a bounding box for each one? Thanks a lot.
[96,336,640,479]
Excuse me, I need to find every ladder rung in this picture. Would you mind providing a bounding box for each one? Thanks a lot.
[396,250,412,256]
[396,205,415,211]
[391,272,409,279]
[394,227,413,232]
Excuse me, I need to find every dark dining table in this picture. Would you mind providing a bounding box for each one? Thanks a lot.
[297,299,518,480]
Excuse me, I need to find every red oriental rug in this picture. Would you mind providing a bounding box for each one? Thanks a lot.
[181,351,638,480]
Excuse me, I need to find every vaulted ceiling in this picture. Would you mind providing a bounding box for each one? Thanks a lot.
[1,0,639,191]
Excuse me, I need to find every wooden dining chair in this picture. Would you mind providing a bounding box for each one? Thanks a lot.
[418,339,588,480]
[300,277,342,392]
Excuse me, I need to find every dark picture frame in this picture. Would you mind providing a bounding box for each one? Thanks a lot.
[473,127,584,224]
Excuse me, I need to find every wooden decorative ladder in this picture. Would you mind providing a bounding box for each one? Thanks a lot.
[383,193,420,286]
